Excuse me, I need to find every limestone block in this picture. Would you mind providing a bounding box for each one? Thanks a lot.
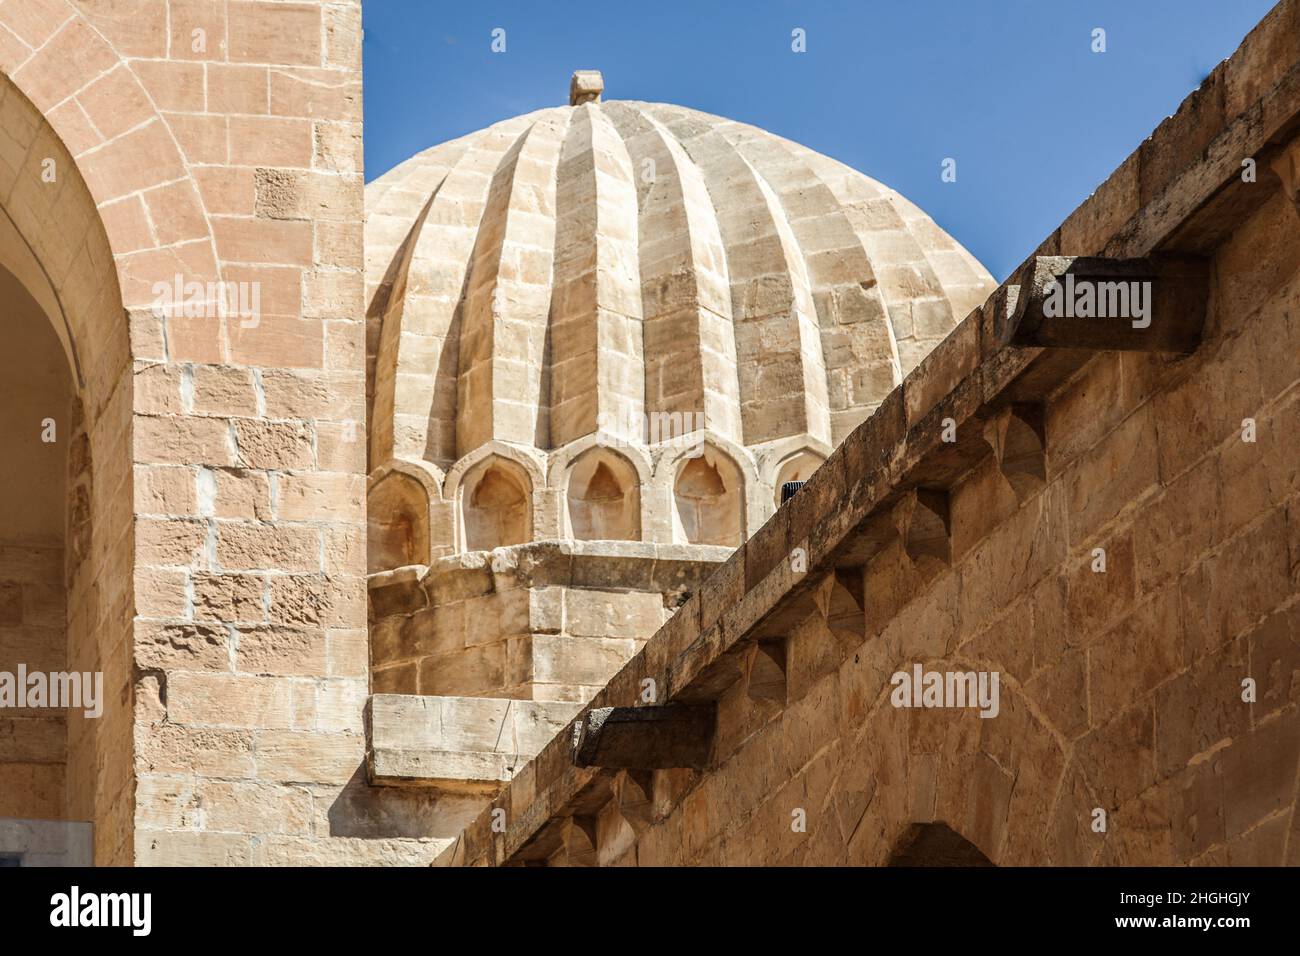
[367,694,581,790]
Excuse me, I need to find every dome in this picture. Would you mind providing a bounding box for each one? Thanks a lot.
[363,72,995,556]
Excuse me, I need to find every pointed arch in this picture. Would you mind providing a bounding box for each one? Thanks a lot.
[672,444,746,547]
[564,446,641,542]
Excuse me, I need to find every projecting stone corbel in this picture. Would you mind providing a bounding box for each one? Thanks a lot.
[1000,255,1209,353]
[1270,139,1300,213]
[811,570,866,653]
[618,770,656,833]
[983,403,1048,501]
[900,488,952,566]
[572,704,716,770]
[559,815,598,867]
[746,641,788,703]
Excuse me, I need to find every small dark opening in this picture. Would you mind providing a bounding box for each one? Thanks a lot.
[887,823,994,866]
[780,480,806,504]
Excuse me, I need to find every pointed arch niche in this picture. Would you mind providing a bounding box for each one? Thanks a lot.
[566,448,641,542]
[773,449,826,507]
[673,446,744,547]
[460,457,533,551]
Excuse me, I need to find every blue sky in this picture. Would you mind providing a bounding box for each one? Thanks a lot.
[362,0,1277,281]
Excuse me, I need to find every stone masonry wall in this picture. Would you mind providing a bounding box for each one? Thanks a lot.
[470,179,1300,867]
[109,0,375,865]
[370,543,722,702]
[0,0,384,864]
[606,182,1300,864]
[0,544,66,822]
[442,1,1300,866]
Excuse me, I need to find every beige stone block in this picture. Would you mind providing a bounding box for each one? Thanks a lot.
[216,522,320,572]
[227,1,321,66]
[230,115,313,167]
[135,831,252,866]
[213,214,312,265]
[277,472,364,521]
[138,724,256,779]
[135,463,199,516]
[192,571,266,624]
[167,0,229,62]
[254,730,362,784]
[135,620,231,671]
[563,588,665,639]
[200,780,315,834]
[168,672,297,729]
[233,418,313,469]
[235,625,326,676]
[136,414,234,467]
[136,517,208,568]
[208,63,270,115]
[192,365,258,417]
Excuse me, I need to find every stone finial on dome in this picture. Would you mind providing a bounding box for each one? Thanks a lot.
[570,70,603,106]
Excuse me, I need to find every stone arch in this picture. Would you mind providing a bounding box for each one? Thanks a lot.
[367,459,448,572]
[551,432,653,542]
[0,3,223,320]
[653,431,760,545]
[444,441,548,548]
[887,823,994,866]
[834,657,1074,867]
[456,456,534,552]
[772,449,827,508]
[672,445,745,547]
[564,447,641,542]
[0,63,140,865]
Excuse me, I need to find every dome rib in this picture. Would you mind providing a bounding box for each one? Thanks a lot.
[549,104,645,449]
[457,111,571,457]
[603,102,742,445]
[695,116,908,442]
[370,113,539,467]
[641,103,832,447]
[782,141,991,377]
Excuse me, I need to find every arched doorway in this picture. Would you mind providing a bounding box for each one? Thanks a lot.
[0,71,133,865]
[0,266,75,820]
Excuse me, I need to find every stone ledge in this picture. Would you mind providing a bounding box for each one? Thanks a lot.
[367,694,582,792]
[367,539,731,617]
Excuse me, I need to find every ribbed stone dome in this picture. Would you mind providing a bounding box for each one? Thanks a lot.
[364,73,995,554]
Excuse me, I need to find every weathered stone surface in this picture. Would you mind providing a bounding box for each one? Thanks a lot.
[5,0,1299,870]
[368,694,581,790]
[1002,256,1209,353]
[433,5,1300,868]
[573,704,716,770]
